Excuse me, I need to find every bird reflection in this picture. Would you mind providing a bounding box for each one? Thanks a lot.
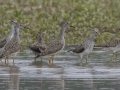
[3,64,19,90]
[31,60,62,68]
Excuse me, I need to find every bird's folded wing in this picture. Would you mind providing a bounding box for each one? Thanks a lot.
[0,38,7,48]
[72,44,85,53]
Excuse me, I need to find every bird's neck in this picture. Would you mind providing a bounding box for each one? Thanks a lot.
[38,39,42,43]
[14,28,20,37]
[8,24,15,38]
[88,33,95,41]
[58,27,66,39]
[37,36,42,43]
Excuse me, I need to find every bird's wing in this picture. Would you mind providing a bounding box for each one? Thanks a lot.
[115,44,120,49]
[33,42,47,50]
[41,39,64,55]
[95,39,120,47]
[28,45,41,53]
[2,38,20,56]
[28,43,47,53]
[72,44,85,53]
[0,37,7,48]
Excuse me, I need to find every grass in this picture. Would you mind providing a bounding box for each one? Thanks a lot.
[0,0,120,49]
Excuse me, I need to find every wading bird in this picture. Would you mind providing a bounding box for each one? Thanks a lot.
[68,28,99,63]
[28,21,74,64]
[28,32,47,61]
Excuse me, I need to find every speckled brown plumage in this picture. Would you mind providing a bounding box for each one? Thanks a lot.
[0,23,21,64]
[0,37,7,48]
[68,44,85,53]
[95,38,120,62]
[0,20,17,49]
[40,38,65,56]
[28,21,70,64]
[68,28,99,63]
[29,22,68,56]
[28,32,47,58]
[95,38,120,47]
[35,22,68,56]
[0,35,20,58]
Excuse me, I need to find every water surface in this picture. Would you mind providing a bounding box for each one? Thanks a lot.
[0,47,120,90]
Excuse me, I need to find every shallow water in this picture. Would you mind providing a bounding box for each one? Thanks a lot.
[0,47,120,90]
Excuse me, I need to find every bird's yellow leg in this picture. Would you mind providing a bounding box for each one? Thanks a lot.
[0,59,2,62]
[51,54,54,64]
[80,55,83,64]
[114,53,118,62]
[86,55,89,63]
[80,59,82,64]
[110,53,114,62]
[6,56,9,63]
[13,58,15,64]
[48,54,54,64]
[48,56,51,64]
[40,56,42,61]
[5,56,8,64]
[34,58,36,62]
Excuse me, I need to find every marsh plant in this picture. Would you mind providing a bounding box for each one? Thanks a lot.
[0,0,120,50]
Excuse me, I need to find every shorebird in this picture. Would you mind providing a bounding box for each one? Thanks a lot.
[68,28,99,63]
[28,32,47,61]
[0,22,26,64]
[0,20,17,49]
[28,21,74,64]
[95,38,120,62]
[0,20,17,62]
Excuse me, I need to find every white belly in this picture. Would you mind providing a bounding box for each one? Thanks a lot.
[82,42,94,55]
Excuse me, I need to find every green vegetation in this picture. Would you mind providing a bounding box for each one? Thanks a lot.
[0,0,120,48]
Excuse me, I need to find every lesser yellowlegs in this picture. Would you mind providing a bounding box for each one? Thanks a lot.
[0,20,17,48]
[0,23,27,64]
[28,32,47,61]
[28,21,74,64]
[68,28,99,63]
[95,38,120,62]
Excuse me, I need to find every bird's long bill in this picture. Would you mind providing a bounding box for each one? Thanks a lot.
[12,20,17,23]
[96,31,100,35]
[69,24,75,28]
[21,25,30,29]
[65,25,75,33]
[70,25,75,28]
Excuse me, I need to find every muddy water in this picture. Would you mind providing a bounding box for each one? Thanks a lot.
[0,48,120,90]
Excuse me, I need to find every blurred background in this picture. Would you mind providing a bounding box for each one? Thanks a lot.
[0,0,120,48]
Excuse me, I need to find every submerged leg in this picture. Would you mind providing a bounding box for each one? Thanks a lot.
[4,57,7,64]
[48,54,54,64]
[80,54,83,64]
[6,56,9,62]
[34,55,40,62]
[40,56,42,61]
[34,58,36,62]
[4,56,8,64]
[86,55,89,63]
[12,59,15,64]
[51,54,54,64]
[114,53,118,62]
[110,53,114,62]
[0,59,2,62]
[13,52,17,64]
[48,56,51,64]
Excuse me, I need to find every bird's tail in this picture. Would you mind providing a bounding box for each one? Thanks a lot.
[27,45,41,53]
[34,55,40,58]
[94,44,107,47]
[67,48,74,52]
[26,45,32,49]
[27,45,34,50]
[0,54,4,58]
